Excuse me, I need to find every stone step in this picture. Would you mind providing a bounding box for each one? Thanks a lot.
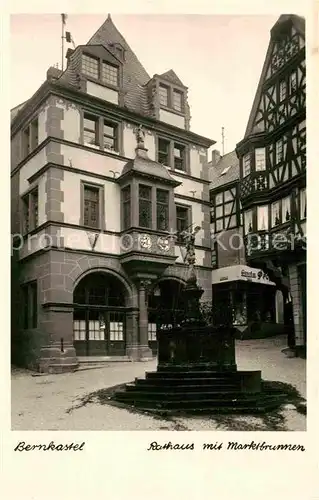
[132,382,240,392]
[117,390,254,401]
[78,356,130,365]
[138,376,239,386]
[145,371,237,379]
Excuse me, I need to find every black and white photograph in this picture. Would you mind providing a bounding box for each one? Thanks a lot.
[9,11,308,435]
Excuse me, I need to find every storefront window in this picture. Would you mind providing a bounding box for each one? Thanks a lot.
[232,291,247,326]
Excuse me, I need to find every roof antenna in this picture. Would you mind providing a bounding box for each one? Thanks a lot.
[221,127,225,156]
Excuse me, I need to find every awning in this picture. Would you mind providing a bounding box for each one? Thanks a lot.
[212,265,276,286]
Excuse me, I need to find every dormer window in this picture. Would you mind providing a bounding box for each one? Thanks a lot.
[81,52,120,89]
[102,62,118,86]
[173,90,183,112]
[159,85,169,107]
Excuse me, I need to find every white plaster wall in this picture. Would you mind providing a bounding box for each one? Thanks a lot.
[61,170,121,231]
[38,107,47,144]
[60,144,126,177]
[173,176,204,199]
[123,124,156,160]
[190,148,206,178]
[87,81,119,105]
[60,227,121,254]
[60,105,81,143]
[159,109,185,129]
[19,149,47,194]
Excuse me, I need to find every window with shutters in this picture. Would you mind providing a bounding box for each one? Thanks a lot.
[156,189,169,231]
[139,185,152,228]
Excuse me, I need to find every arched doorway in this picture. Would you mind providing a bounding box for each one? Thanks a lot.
[148,278,186,353]
[73,272,128,356]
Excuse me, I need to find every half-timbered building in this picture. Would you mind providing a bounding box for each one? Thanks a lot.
[236,15,306,354]
[11,15,214,372]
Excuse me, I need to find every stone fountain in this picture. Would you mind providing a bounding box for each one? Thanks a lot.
[114,228,285,414]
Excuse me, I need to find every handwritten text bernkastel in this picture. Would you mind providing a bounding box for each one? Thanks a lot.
[14,441,85,452]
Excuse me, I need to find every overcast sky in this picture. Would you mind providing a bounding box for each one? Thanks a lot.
[11,14,291,154]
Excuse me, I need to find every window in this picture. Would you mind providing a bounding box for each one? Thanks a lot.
[275,139,284,164]
[300,188,306,219]
[83,114,119,152]
[173,90,183,112]
[279,79,287,101]
[102,62,118,86]
[176,205,190,233]
[122,185,131,230]
[213,189,237,233]
[159,85,169,107]
[22,117,38,157]
[22,282,37,329]
[211,242,218,269]
[243,153,251,177]
[84,185,100,228]
[22,187,38,233]
[156,189,169,231]
[148,323,157,341]
[257,205,269,231]
[255,148,266,171]
[244,210,253,234]
[282,197,291,223]
[139,185,152,228]
[271,201,281,227]
[158,138,170,165]
[290,71,297,93]
[174,144,185,170]
[103,120,118,151]
[82,54,99,79]
[83,114,99,146]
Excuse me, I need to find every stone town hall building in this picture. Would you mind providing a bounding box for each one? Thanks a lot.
[11,15,214,372]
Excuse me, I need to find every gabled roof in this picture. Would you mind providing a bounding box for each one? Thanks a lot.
[11,100,29,121]
[158,69,186,88]
[209,150,239,190]
[243,14,305,139]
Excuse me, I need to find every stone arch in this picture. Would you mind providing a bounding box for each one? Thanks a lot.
[72,267,135,308]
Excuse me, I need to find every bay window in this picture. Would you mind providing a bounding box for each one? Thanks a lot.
[271,197,291,227]
[139,185,152,228]
[156,189,169,231]
[243,153,251,177]
[244,210,253,234]
[122,185,131,230]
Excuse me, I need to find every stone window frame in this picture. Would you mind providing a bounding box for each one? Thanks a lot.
[21,185,39,234]
[80,109,123,155]
[80,180,106,230]
[22,116,39,159]
[156,135,190,174]
[81,51,120,91]
[21,280,38,329]
[175,202,192,242]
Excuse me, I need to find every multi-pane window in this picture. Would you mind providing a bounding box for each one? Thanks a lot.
[174,144,185,170]
[22,187,38,233]
[122,185,131,230]
[139,185,152,228]
[158,138,170,165]
[83,114,99,146]
[156,189,169,231]
[23,118,38,157]
[176,205,189,233]
[213,189,237,233]
[84,185,100,228]
[300,188,306,219]
[102,62,118,86]
[255,148,266,171]
[109,321,124,341]
[148,323,157,341]
[257,205,269,231]
[159,85,169,107]
[279,80,287,101]
[243,153,251,177]
[271,197,291,227]
[244,210,253,235]
[82,54,99,79]
[83,114,119,152]
[173,90,183,112]
[103,121,118,151]
[22,282,37,329]
[275,138,284,164]
[290,71,297,93]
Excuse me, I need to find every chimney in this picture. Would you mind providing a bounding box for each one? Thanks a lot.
[46,67,62,82]
[211,149,221,167]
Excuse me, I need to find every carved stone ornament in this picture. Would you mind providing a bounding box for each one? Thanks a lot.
[157,236,170,252]
[139,234,152,249]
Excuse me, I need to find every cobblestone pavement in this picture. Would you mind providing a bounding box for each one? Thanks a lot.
[11,336,306,431]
